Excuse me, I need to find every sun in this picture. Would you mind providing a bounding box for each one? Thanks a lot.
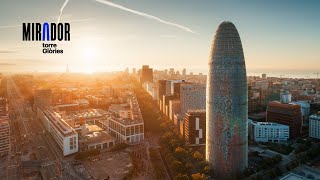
[83,47,97,62]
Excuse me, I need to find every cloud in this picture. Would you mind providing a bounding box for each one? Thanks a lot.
[0,50,18,54]
[0,63,16,66]
[95,0,197,34]
[0,25,21,29]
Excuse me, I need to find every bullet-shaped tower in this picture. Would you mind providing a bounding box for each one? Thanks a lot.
[206,21,248,177]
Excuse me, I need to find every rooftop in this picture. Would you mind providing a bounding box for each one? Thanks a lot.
[108,115,143,126]
[252,121,288,127]
[186,109,206,115]
[86,124,103,132]
[43,108,76,137]
[85,131,114,145]
[310,113,320,119]
[66,109,104,119]
[109,104,130,112]
[269,101,301,108]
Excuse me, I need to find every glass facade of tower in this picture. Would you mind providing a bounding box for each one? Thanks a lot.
[206,21,248,177]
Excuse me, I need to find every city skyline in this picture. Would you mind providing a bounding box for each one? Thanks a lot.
[0,0,320,74]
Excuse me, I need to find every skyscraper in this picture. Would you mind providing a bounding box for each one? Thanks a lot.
[140,65,153,83]
[66,64,70,73]
[182,68,186,76]
[206,22,248,177]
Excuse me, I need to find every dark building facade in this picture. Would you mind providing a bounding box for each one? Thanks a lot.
[266,101,302,138]
[140,65,153,83]
[310,102,320,114]
[173,81,189,99]
[162,95,175,116]
[184,110,206,146]
[248,85,262,113]
[158,80,168,101]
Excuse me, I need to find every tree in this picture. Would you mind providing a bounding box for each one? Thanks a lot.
[173,160,185,173]
[193,151,204,161]
[175,147,188,160]
[175,173,189,180]
[191,173,206,180]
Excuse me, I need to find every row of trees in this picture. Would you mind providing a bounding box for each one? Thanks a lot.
[243,154,283,178]
[12,75,34,104]
[159,121,212,179]
[149,147,167,179]
[132,78,211,179]
[295,143,320,164]
[133,79,163,133]
[260,142,294,155]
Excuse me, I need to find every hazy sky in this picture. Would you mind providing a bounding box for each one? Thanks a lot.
[0,0,319,75]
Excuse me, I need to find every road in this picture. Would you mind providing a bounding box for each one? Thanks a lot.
[6,76,63,179]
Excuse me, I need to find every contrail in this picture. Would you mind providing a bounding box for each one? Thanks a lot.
[95,0,197,34]
[0,25,21,29]
[58,0,70,23]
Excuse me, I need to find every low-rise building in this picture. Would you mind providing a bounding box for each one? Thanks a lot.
[109,104,131,119]
[250,121,289,142]
[37,107,78,156]
[107,95,144,143]
[80,124,115,151]
[108,117,144,143]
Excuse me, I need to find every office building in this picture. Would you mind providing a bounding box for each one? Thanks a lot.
[184,110,206,146]
[250,121,289,142]
[107,96,144,143]
[182,68,186,76]
[158,80,171,109]
[140,65,153,83]
[262,73,267,79]
[163,95,175,115]
[169,100,181,121]
[266,101,302,138]
[280,90,292,103]
[37,107,78,156]
[179,83,206,115]
[309,113,320,139]
[206,21,248,176]
[292,101,310,119]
